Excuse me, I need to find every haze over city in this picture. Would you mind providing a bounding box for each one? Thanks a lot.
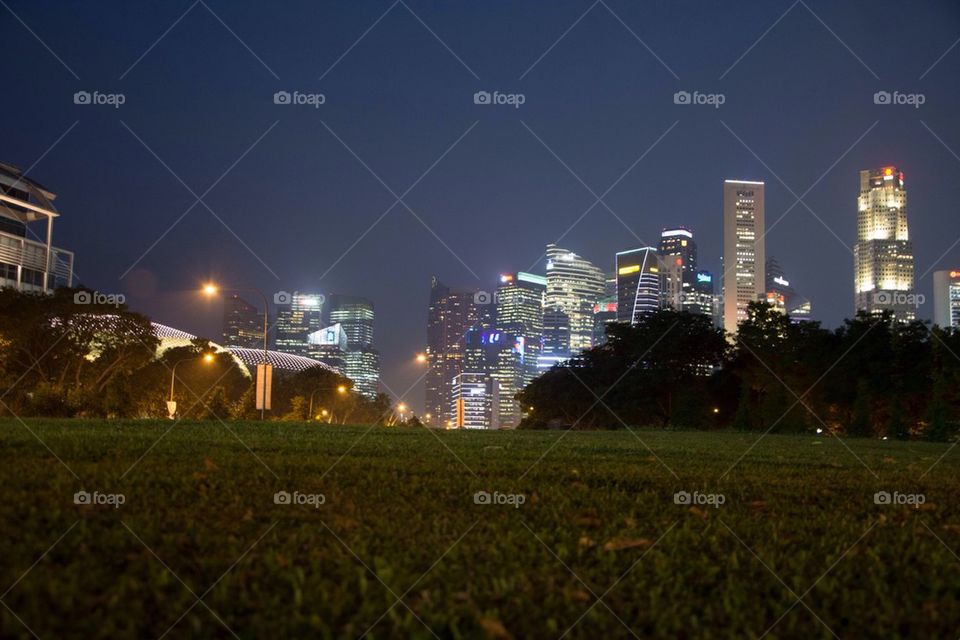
[6,1,960,413]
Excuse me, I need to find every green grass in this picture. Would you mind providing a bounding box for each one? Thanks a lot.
[0,420,958,639]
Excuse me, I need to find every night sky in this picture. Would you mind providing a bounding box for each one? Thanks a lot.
[6,0,960,412]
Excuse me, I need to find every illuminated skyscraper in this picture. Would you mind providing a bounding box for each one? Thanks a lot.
[495,272,545,427]
[616,247,660,324]
[854,167,915,321]
[658,227,699,311]
[538,307,571,372]
[275,293,324,357]
[327,294,380,398]
[425,278,485,425]
[222,294,264,348]
[722,180,765,334]
[544,244,605,351]
[933,270,960,328]
[766,257,812,320]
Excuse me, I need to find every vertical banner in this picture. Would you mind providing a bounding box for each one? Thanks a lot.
[256,363,273,411]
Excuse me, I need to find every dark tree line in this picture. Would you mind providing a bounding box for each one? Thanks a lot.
[519,302,960,440]
[0,288,391,423]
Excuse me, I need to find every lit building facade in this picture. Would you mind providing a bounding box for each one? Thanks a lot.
[592,299,617,346]
[495,272,545,427]
[538,307,571,372]
[722,180,765,335]
[450,372,500,430]
[544,244,605,352]
[854,166,915,321]
[933,270,960,328]
[327,294,380,398]
[766,257,812,320]
[222,294,264,348]
[425,278,485,425]
[0,161,74,292]
[275,293,324,357]
[616,247,660,324]
[658,227,698,311]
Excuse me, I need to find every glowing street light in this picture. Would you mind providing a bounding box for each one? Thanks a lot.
[415,353,427,364]
[203,282,269,419]
[309,383,349,422]
[167,352,215,419]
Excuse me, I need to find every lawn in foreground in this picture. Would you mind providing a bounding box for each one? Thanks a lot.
[0,420,958,639]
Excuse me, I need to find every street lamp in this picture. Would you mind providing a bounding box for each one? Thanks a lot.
[203,283,269,420]
[396,402,408,424]
[415,353,427,364]
[167,352,215,419]
[309,384,348,422]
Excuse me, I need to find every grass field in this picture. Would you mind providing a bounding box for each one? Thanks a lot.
[0,420,958,639]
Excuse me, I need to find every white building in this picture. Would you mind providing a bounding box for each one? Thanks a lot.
[0,161,74,292]
[933,270,960,328]
[544,244,605,352]
[722,180,765,335]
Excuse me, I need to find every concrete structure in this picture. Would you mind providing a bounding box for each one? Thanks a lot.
[722,180,765,334]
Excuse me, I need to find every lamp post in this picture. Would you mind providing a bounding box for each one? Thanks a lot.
[204,283,270,420]
[309,384,347,422]
[168,353,215,419]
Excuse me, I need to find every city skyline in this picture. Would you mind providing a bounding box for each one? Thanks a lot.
[4,0,960,415]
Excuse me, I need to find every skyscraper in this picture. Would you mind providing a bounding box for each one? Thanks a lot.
[221,294,264,348]
[538,307,571,372]
[327,294,380,398]
[496,272,545,381]
[615,247,660,324]
[854,167,915,321]
[425,278,485,425]
[766,257,812,319]
[933,270,960,328]
[275,293,324,356]
[495,272,545,427]
[722,180,765,335]
[544,244,605,352]
[658,227,699,311]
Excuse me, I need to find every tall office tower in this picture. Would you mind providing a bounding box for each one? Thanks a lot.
[766,257,812,319]
[658,227,699,311]
[933,270,960,328]
[592,298,617,346]
[616,247,661,324]
[544,244,605,352]
[328,294,380,398]
[495,272,546,426]
[425,278,484,425]
[275,293,324,356]
[722,180,765,335]
[222,294,264,348]
[854,167,915,321]
[0,161,74,292]
[459,329,520,428]
[538,307,571,372]
[307,322,349,370]
[688,270,716,317]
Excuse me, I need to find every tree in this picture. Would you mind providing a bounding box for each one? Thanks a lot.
[848,379,873,438]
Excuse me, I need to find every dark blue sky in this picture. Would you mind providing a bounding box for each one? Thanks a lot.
[6,0,960,411]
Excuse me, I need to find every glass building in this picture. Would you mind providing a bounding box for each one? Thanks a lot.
[544,244,605,352]
[327,294,380,398]
[933,270,960,329]
[222,294,264,348]
[615,247,660,324]
[275,293,324,357]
